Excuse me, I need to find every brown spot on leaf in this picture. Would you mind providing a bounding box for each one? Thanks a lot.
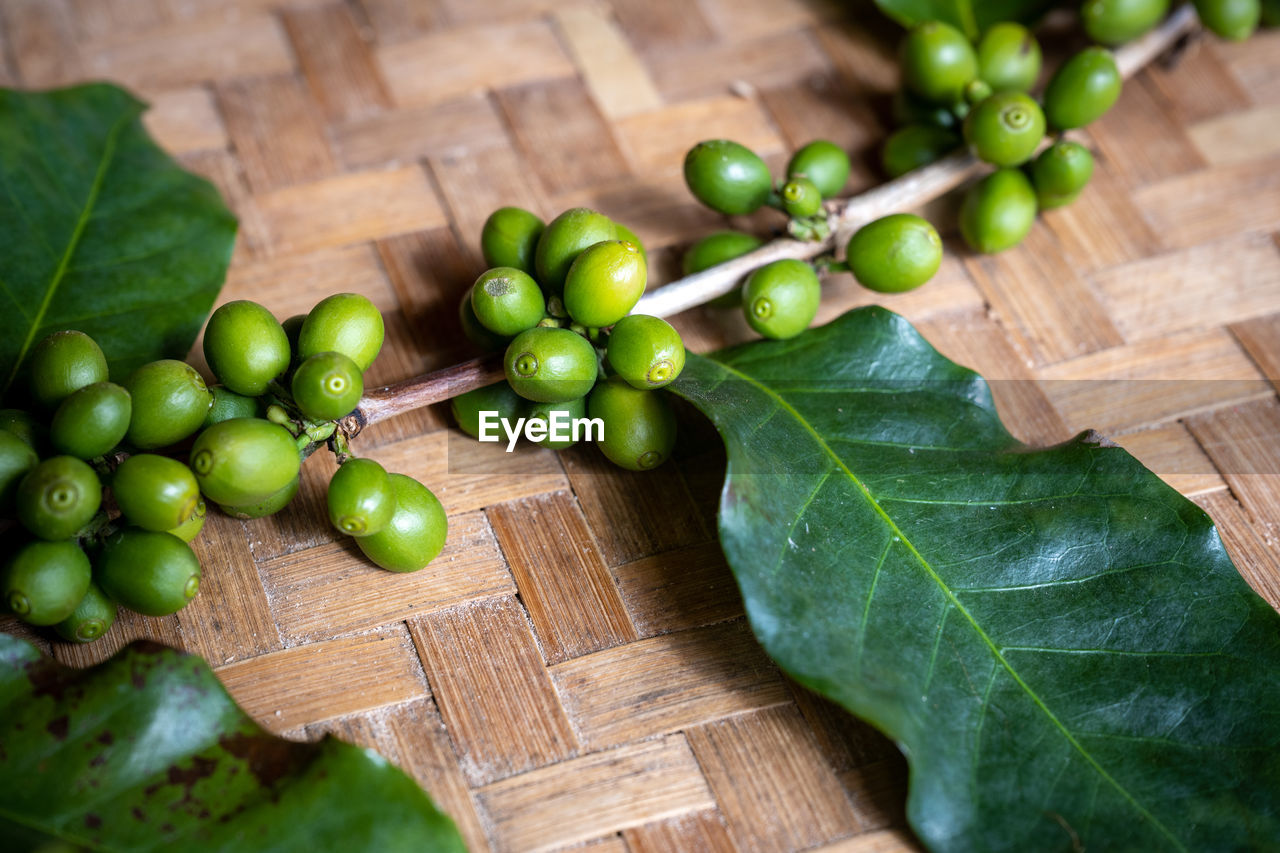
[132,807,147,822]
[98,731,114,745]
[84,813,101,829]
[219,731,308,788]
[47,715,69,740]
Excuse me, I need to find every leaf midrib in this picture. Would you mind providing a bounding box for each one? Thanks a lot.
[2,107,131,394]
[707,355,1186,850]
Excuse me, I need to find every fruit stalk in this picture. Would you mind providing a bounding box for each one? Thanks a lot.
[349,5,1198,431]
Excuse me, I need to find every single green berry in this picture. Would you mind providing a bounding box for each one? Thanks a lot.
[588,377,677,471]
[682,231,763,308]
[1030,141,1096,209]
[481,206,545,275]
[292,351,365,422]
[504,326,600,403]
[606,315,686,390]
[535,208,619,296]
[612,222,648,266]
[471,267,546,337]
[298,292,385,372]
[328,457,395,537]
[26,330,108,410]
[1194,0,1261,39]
[899,20,978,105]
[2,539,91,626]
[202,300,291,396]
[976,22,1042,92]
[0,408,44,451]
[204,385,262,427]
[124,359,214,450]
[356,473,447,572]
[846,214,943,294]
[458,285,512,352]
[55,581,117,643]
[49,382,131,460]
[563,240,647,328]
[964,91,1046,167]
[189,417,301,507]
[168,498,207,543]
[881,125,961,178]
[780,176,824,218]
[963,79,994,106]
[16,456,102,540]
[741,259,821,340]
[0,429,39,511]
[219,476,299,519]
[525,397,587,449]
[96,529,201,617]
[682,140,773,216]
[111,453,200,533]
[451,380,527,439]
[959,168,1039,254]
[1084,0,1171,45]
[281,313,306,353]
[785,140,851,198]
[1043,47,1122,130]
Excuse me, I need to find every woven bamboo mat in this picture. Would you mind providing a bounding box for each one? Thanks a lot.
[2,1,1279,850]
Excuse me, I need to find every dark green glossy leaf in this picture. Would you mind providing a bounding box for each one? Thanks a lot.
[672,307,1280,852]
[874,0,1059,36]
[0,635,465,852]
[0,83,236,395]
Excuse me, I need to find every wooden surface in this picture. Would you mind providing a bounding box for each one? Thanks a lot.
[3,2,1280,851]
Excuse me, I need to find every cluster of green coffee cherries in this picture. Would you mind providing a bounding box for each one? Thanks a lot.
[0,294,445,645]
[451,206,684,471]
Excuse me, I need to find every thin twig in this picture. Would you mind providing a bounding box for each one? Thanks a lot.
[353,5,1199,431]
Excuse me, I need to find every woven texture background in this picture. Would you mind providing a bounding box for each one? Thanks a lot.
[2,1,1279,850]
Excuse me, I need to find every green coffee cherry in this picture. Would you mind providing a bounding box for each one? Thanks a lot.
[563,240,647,328]
[606,315,686,390]
[682,231,763,308]
[26,330,108,410]
[963,79,994,106]
[588,377,677,472]
[0,408,43,450]
[168,498,206,543]
[470,267,546,337]
[328,457,395,537]
[480,206,545,274]
[1194,0,1261,39]
[535,208,618,296]
[356,474,447,572]
[1044,47,1122,130]
[2,539,91,626]
[17,456,102,540]
[964,92,1045,167]
[292,351,365,422]
[742,259,821,340]
[189,417,301,507]
[780,177,824,218]
[1084,0,1170,45]
[504,326,599,403]
[451,380,526,439]
[204,385,261,428]
[298,292,385,372]
[202,300,291,396]
[612,222,648,265]
[458,286,511,352]
[49,382,131,460]
[96,529,201,616]
[0,429,38,511]
[785,140,851,198]
[881,125,961,178]
[220,476,299,519]
[683,140,773,216]
[891,89,959,129]
[1030,141,1096,209]
[112,453,200,532]
[976,22,1042,92]
[525,397,587,449]
[124,359,214,450]
[846,214,942,294]
[959,168,1039,254]
[899,20,978,105]
[55,581,117,643]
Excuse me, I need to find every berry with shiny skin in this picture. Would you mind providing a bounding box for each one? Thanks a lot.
[780,177,824,218]
[881,125,961,178]
[26,330,108,409]
[563,240,647,328]
[2,539,91,626]
[204,385,261,427]
[49,382,131,460]
[471,267,546,337]
[1194,0,1261,39]
[1043,47,1122,130]
[298,293,385,372]
[1030,141,1095,209]
[976,22,1042,92]
[535,208,618,296]
[785,140,851,198]
[606,315,686,390]
[112,453,200,532]
[124,359,213,450]
[741,259,821,340]
[504,326,599,403]
[202,300,291,396]
[588,377,677,471]
[458,285,511,352]
[0,428,39,511]
[899,20,978,105]
[168,498,206,543]
[1084,0,1171,45]
[16,456,101,540]
[292,351,364,422]
[55,581,117,643]
[846,214,942,293]
[682,231,763,308]
[356,474,448,572]
[96,529,201,616]
[959,168,1038,254]
[683,140,773,216]
[480,206,545,275]
[189,417,301,507]
[219,476,299,520]
[328,458,395,537]
[964,91,1046,167]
